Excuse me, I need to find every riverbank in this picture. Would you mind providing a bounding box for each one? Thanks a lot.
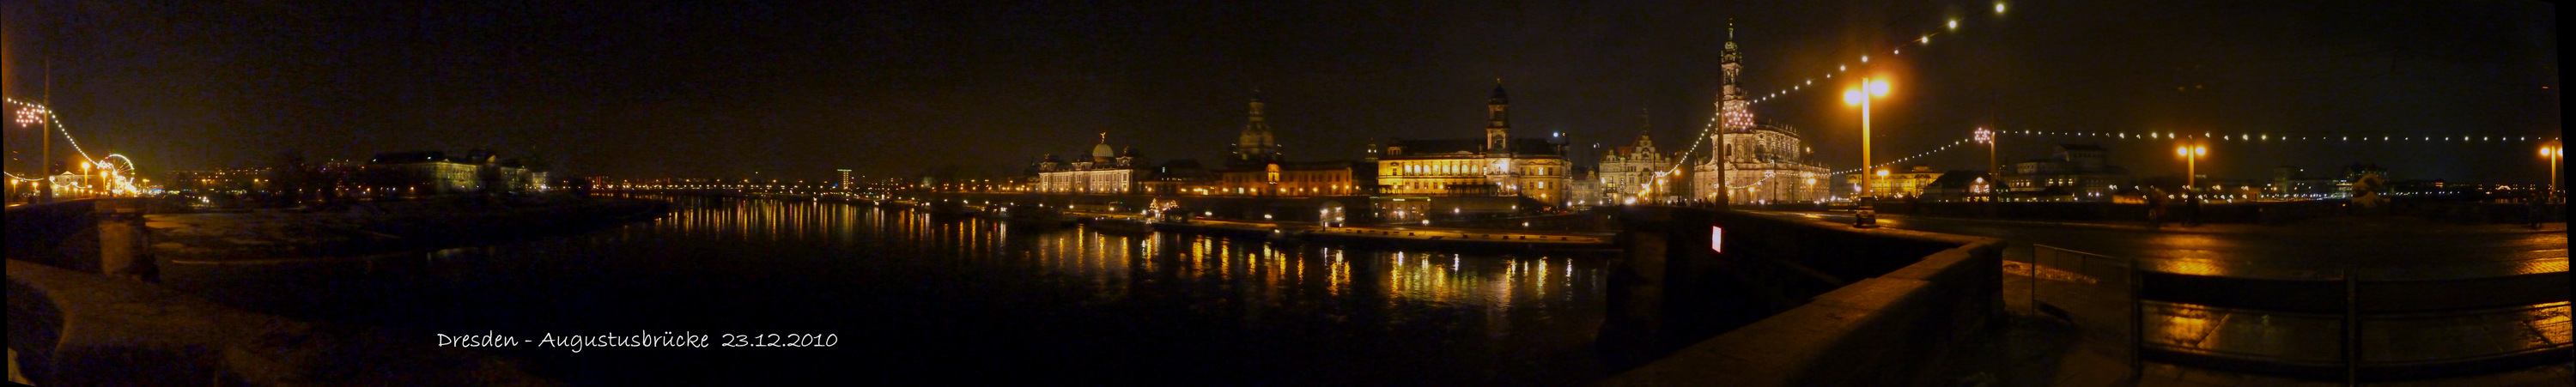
[147,196,670,263]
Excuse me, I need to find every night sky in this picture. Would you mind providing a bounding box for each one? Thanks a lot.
[3,0,2557,185]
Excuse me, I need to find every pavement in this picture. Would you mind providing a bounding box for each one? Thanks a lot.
[1997,246,2574,387]
[1813,209,2576,386]
[1742,210,2567,277]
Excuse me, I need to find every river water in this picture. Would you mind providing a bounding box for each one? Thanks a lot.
[163,197,1613,385]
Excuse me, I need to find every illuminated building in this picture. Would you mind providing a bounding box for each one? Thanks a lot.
[1599,131,1674,203]
[1917,170,1995,201]
[1995,144,2133,200]
[1565,166,1602,209]
[1034,133,1143,194]
[1692,27,1832,204]
[1215,160,1370,197]
[1845,165,1944,199]
[363,150,550,197]
[1373,82,1571,205]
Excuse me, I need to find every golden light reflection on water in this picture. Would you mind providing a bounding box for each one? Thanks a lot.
[638,199,1607,332]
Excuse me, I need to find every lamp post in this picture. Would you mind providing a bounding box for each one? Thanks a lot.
[2545,141,2562,203]
[2177,145,2204,188]
[2177,143,2207,197]
[1843,78,1890,228]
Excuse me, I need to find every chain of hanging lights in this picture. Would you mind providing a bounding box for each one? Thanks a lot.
[1659,2,2014,181]
[2000,130,2559,142]
[7,98,145,195]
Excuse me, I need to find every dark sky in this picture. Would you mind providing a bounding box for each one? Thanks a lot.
[3,0,2557,184]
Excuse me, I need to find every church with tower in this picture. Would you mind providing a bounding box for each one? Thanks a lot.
[1690,26,1832,204]
[1373,82,1573,205]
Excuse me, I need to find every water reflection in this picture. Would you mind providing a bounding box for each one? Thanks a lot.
[168,197,1610,385]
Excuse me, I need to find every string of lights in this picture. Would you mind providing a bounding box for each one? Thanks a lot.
[1749,2,2010,106]
[9,98,145,195]
[1999,130,2560,142]
[9,98,101,164]
[1829,137,1974,176]
[1661,2,2016,178]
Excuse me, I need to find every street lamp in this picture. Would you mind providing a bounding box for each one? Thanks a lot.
[2544,141,2562,202]
[2177,144,2207,197]
[1844,77,1891,227]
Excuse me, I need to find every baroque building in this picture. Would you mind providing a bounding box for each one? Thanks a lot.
[1374,82,1571,205]
[1690,26,1832,204]
[1034,133,1144,194]
[1598,115,1675,204]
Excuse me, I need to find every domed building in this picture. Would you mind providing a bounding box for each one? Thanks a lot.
[1035,132,1144,194]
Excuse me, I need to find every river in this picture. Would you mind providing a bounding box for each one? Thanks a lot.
[161,196,1613,385]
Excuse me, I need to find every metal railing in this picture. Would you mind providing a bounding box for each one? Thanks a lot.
[2020,244,2572,383]
[2020,244,2566,381]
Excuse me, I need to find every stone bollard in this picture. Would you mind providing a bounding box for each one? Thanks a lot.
[94,198,158,282]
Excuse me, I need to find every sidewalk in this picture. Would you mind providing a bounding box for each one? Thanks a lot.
[1749,209,2567,236]
[1990,245,2575,387]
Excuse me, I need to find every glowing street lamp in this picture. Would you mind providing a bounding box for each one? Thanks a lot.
[2545,141,2563,200]
[2177,144,2208,194]
[1844,77,1891,227]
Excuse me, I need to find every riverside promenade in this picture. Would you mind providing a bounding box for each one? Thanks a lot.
[1749,210,2571,385]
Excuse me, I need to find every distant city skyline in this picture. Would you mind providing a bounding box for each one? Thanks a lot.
[3,0,2556,184]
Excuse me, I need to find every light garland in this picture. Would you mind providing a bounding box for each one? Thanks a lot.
[1830,137,1973,176]
[7,98,145,194]
[7,98,100,163]
[1747,2,2010,106]
[1999,130,2558,142]
[1664,2,2014,177]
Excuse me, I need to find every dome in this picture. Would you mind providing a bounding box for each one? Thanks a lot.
[1092,142,1115,159]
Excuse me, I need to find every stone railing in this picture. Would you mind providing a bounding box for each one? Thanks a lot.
[1597,206,2002,386]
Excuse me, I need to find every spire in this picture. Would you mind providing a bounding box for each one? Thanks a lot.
[1490,78,1510,105]
[1640,107,1651,134]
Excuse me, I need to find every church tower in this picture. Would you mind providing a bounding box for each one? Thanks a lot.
[1233,90,1280,164]
[1485,81,1511,154]
[1715,23,1754,159]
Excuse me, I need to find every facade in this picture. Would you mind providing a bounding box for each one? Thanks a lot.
[1845,165,1946,199]
[363,151,546,196]
[1690,28,1832,204]
[1214,160,1368,197]
[1565,166,1603,209]
[1373,83,1573,206]
[1996,144,2133,201]
[1033,134,1144,195]
[1598,133,1674,204]
[1919,171,1997,201]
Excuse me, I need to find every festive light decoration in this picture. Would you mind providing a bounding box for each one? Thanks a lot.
[1660,3,2015,178]
[1996,129,2556,142]
[6,99,145,195]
